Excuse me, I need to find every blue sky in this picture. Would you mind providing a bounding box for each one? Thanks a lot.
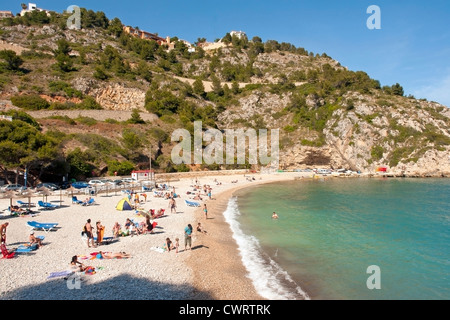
[3,0,450,106]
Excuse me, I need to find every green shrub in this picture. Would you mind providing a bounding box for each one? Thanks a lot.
[10,95,50,110]
[371,145,384,161]
[107,160,135,176]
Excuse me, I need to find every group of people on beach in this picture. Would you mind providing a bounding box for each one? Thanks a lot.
[1,222,43,250]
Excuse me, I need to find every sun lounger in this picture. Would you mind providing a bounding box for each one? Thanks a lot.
[72,196,83,205]
[17,200,35,208]
[27,221,59,232]
[185,200,201,207]
[38,201,59,210]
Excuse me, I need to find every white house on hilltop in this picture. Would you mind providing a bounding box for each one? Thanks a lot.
[20,3,54,17]
[230,30,247,39]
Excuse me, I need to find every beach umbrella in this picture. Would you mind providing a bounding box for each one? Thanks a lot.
[1,190,17,210]
[20,190,36,210]
[66,186,77,198]
[36,187,52,202]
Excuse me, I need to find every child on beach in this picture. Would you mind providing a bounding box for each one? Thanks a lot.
[203,204,208,219]
[175,238,179,253]
[197,223,207,234]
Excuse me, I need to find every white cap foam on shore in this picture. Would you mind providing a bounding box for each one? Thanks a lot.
[223,197,310,300]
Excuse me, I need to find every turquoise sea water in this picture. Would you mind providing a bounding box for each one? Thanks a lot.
[228,178,450,300]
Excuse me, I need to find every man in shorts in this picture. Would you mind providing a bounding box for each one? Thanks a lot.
[184,224,193,251]
[84,219,96,248]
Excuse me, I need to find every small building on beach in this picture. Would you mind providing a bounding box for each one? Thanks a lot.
[131,170,155,181]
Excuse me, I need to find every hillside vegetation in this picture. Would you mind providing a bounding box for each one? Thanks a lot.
[0,8,449,184]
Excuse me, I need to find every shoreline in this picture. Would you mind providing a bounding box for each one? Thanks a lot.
[1,172,444,300]
[0,171,300,300]
[186,172,303,300]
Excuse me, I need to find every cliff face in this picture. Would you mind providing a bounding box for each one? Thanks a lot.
[72,78,147,111]
[218,89,450,176]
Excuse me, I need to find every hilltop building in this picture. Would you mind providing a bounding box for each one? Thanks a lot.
[0,11,14,19]
[20,3,54,17]
[123,26,173,49]
[230,30,247,39]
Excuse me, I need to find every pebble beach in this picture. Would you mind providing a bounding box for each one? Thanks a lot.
[0,172,302,300]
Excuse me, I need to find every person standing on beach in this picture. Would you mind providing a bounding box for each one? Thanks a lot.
[112,222,121,238]
[203,204,208,219]
[184,224,193,251]
[207,187,212,200]
[84,219,96,248]
[96,221,105,245]
[175,238,179,253]
[169,198,177,214]
[0,222,8,244]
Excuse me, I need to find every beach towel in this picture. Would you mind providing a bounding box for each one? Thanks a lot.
[150,246,165,253]
[47,270,74,280]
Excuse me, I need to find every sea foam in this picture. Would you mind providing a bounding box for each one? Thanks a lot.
[223,197,310,300]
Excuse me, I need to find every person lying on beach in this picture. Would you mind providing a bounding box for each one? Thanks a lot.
[29,231,43,248]
[95,251,131,259]
[193,193,202,201]
[11,205,28,215]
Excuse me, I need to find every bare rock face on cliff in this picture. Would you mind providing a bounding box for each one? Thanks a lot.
[72,77,147,111]
[92,83,146,111]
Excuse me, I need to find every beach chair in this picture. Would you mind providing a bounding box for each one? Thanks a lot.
[185,200,201,207]
[38,201,59,210]
[17,200,35,208]
[1,243,15,259]
[27,221,59,233]
[72,196,83,205]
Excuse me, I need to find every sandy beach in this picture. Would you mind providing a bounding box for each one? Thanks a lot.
[0,171,304,300]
